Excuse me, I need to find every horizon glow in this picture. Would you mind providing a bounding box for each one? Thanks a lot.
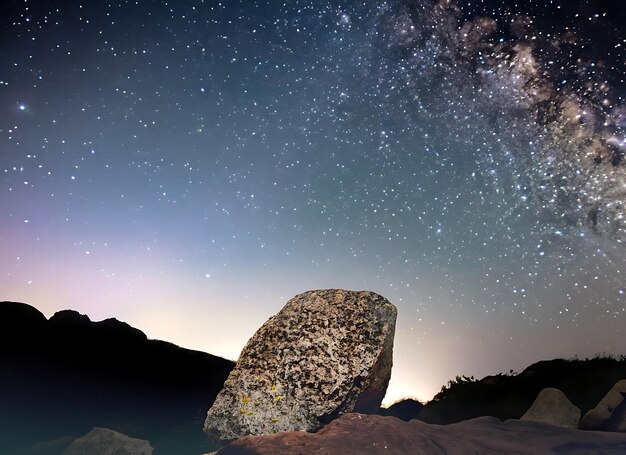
[2,0,626,406]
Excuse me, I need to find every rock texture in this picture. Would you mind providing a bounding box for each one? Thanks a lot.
[216,413,626,455]
[580,379,626,431]
[204,289,397,441]
[521,387,581,428]
[63,427,153,455]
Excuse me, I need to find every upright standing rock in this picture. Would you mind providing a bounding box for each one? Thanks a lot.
[204,289,397,441]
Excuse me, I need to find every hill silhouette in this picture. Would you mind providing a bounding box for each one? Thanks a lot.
[0,301,234,455]
[417,356,626,424]
[3,301,626,452]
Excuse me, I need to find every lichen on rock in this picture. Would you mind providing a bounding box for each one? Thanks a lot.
[204,289,397,441]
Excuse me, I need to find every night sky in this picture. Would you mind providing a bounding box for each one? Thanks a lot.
[2,0,625,405]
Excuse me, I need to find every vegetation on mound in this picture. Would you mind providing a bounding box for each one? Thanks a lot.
[418,355,626,424]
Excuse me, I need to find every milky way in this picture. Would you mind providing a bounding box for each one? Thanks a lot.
[1,0,625,403]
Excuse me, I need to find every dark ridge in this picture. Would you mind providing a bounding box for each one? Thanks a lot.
[48,308,92,325]
[418,356,626,425]
[0,301,47,328]
[0,301,235,455]
[379,398,424,421]
[0,302,48,355]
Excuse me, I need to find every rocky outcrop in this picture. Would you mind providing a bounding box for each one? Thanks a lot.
[63,427,153,455]
[216,413,626,454]
[418,357,626,424]
[580,379,626,431]
[204,289,397,441]
[521,387,581,428]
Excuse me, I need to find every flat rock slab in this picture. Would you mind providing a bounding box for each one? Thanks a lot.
[216,413,626,455]
[204,289,397,441]
[63,427,152,455]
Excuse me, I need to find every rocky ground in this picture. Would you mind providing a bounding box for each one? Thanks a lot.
[214,413,626,455]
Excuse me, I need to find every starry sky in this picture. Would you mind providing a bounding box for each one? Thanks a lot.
[2,0,625,405]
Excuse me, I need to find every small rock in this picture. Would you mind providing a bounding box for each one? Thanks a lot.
[63,427,153,455]
[521,387,580,428]
[580,379,626,431]
[204,289,397,441]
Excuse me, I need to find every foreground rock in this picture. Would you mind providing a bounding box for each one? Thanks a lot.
[521,387,580,428]
[204,289,397,441]
[63,427,153,455]
[580,379,626,431]
[217,413,626,454]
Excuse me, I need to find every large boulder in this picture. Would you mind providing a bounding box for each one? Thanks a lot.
[216,413,626,455]
[204,289,397,441]
[63,427,153,455]
[521,387,580,428]
[580,379,626,431]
